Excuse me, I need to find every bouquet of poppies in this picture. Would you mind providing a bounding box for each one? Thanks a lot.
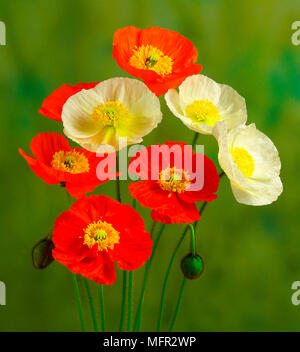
[19,26,282,332]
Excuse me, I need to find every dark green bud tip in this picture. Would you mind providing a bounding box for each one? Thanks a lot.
[181,253,204,280]
[32,238,55,270]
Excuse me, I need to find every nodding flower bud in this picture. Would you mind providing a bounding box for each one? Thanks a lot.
[181,253,204,280]
[32,237,54,269]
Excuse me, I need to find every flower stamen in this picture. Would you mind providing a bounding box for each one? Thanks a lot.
[185,99,222,127]
[92,101,130,127]
[231,147,255,178]
[51,150,90,174]
[83,219,120,252]
[129,45,173,77]
[158,166,190,196]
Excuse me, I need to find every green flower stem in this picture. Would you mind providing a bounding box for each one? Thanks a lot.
[72,273,86,332]
[191,132,199,151]
[158,171,226,331]
[157,226,189,331]
[83,278,98,332]
[169,278,187,332]
[188,224,196,255]
[115,151,127,332]
[126,198,137,332]
[98,285,106,332]
[127,271,133,332]
[116,153,122,203]
[133,223,166,332]
[158,135,227,331]
[219,170,225,178]
[132,198,137,210]
[119,270,128,332]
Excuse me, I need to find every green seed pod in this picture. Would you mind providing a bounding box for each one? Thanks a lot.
[32,237,55,269]
[181,253,204,280]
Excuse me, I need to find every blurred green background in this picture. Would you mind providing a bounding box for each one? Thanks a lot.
[0,0,299,332]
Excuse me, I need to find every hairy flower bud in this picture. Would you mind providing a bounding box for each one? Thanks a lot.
[32,237,54,269]
[181,253,204,280]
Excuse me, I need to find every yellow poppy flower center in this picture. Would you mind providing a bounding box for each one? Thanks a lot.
[92,101,130,127]
[185,99,222,127]
[231,147,255,178]
[129,45,173,77]
[83,220,120,252]
[51,150,90,174]
[158,167,190,196]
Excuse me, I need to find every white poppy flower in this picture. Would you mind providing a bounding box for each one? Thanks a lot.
[62,77,162,153]
[213,121,283,206]
[165,74,247,135]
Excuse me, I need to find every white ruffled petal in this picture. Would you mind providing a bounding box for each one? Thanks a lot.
[62,77,162,152]
[62,87,102,138]
[179,74,221,112]
[165,88,214,134]
[231,176,283,206]
[214,121,283,206]
[231,124,281,180]
[217,84,247,130]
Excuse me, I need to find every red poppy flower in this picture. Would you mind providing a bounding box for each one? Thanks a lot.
[128,141,219,224]
[52,195,152,284]
[113,26,202,96]
[39,82,99,121]
[19,133,117,199]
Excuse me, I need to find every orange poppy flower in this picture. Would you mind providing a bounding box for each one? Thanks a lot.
[19,133,118,199]
[113,26,202,96]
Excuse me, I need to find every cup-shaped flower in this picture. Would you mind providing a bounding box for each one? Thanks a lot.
[61,78,162,153]
[39,82,100,121]
[52,195,153,284]
[165,74,247,135]
[128,141,219,224]
[213,121,283,205]
[19,133,117,198]
[113,26,202,96]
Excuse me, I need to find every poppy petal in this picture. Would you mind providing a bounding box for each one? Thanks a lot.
[30,132,70,166]
[151,198,200,224]
[39,82,99,121]
[19,148,62,184]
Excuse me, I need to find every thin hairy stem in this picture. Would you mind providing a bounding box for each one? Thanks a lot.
[116,153,122,203]
[72,274,86,332]
[83,278,98,332]
[98,285,106,332]
[127,271,133,332]
[133,223,165,331]
[157,226,189,331]
[119,271,128,332]
[188,224,196,255]
[169,278,187,331]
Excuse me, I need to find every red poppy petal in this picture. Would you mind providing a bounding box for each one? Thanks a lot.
[65,179,101,199]
[151,198,200,224]
[128,142,191,180]
[39,82,99,121]
[30,133,70,165]
[112,26,201,95]
[129,181,175,209]
[179,155,219,203]
[145,64,202,96]
[63,252,116,285]
[52,195,151,284]
[140,27,197,62]
[111,229,152,271]
[19,148,61,184]
[61,150,117,198]
[68,195,121,225]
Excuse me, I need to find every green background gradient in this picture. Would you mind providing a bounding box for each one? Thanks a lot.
[0,0,299,331]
